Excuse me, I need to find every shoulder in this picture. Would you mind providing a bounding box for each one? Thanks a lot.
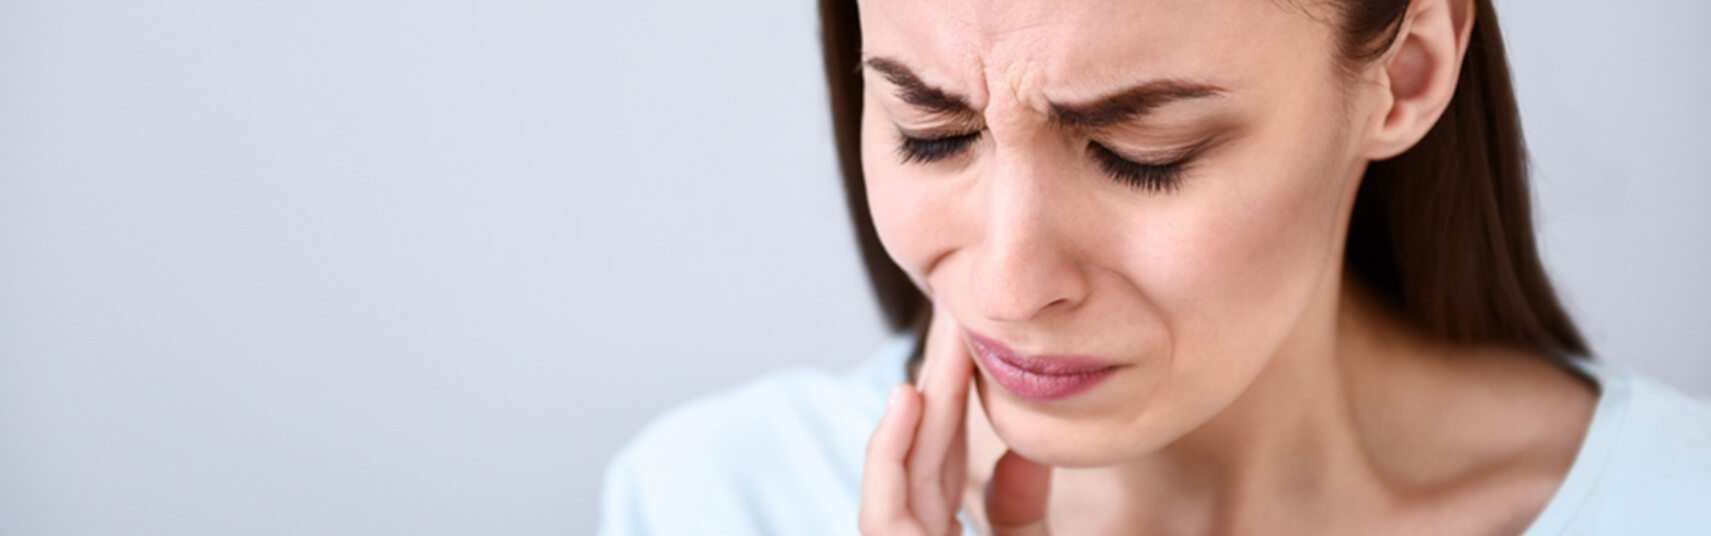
[597,335,913,536]
[1526,360,1711,535]
[1578,365,1711,511]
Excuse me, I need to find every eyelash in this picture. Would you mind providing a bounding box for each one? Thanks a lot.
[1088,143,1186,193]
[897,132,980,165]
[896,131,1188,193]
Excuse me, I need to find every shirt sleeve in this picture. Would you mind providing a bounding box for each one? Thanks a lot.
[594,360,898,536]
[596,445,652,536]
[594,395,769,536]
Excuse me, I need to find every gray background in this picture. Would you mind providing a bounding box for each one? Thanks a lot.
[0,0,1704,534]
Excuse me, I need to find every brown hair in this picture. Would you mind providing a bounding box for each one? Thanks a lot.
[816,0,1589,369]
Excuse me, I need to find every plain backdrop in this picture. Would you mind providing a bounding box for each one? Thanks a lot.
[1,0,1706,534]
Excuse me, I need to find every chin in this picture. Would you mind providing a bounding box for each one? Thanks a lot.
[983,395,1171,468]
[1008,438,1128,468]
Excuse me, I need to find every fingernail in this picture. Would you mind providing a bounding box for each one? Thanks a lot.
[887,384,906,410]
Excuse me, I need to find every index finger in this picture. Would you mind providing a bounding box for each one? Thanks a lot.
[904,305,977,529]
[914,305,974,397]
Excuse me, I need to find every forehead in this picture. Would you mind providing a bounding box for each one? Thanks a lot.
[856,0,1333,106]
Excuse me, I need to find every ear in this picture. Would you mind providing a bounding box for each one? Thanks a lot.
[1359,0,1477,160]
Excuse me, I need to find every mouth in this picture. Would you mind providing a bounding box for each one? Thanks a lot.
[964,329,1121,401]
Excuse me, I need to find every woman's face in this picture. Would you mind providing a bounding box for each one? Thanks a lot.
[859,0,1385,466]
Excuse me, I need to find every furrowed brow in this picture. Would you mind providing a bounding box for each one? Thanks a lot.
[1049,81,1223,129]
[862,56,977,118]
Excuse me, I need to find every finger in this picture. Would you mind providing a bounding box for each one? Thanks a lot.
[986,449,1053,536]
[924,308,974,472]
[914,305,974,398]
[906,307,976,529]
[912,305,974,462]
[861,383,924,533]
[941,408,968,520]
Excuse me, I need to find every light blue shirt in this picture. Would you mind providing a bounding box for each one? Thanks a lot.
[598,335,1711,535]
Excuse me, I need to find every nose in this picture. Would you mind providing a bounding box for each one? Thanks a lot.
[967,157,1090,324]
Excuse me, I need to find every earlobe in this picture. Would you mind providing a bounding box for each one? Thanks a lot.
[1359,0,1477,161]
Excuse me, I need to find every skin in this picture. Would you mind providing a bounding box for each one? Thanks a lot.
[854,0,1599,535]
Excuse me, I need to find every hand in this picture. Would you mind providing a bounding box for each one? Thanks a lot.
[860,305,1054,535]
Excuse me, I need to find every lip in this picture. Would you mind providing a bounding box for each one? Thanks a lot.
[964,329,1120,401]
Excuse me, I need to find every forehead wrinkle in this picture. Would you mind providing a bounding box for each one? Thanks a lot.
[986,5,1074,105]
[964,24,1066,130]
[866,0,1290,128]
[863,0,1100,123]
[981,60,1052,134]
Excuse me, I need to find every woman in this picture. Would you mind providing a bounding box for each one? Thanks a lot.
[601,0,1711,534]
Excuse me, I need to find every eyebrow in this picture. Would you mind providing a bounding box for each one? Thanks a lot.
[863,57,976,118]
[862,55,1223,129]
[1049,81,1223,129]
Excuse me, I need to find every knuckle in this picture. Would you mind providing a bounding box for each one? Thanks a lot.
[909,471,940,495]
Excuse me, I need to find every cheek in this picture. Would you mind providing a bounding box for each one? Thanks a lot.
[1132,44,1358,359]
[859,103,970,294]
[860,120,917,279]
[1131,114,1354,394]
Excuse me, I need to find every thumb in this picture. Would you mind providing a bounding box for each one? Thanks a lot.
[985,449,1052,536]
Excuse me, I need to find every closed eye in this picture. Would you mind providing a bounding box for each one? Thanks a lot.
[894,131,1192,194]
[897,131,980,164]
[1089,143,1187,193]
